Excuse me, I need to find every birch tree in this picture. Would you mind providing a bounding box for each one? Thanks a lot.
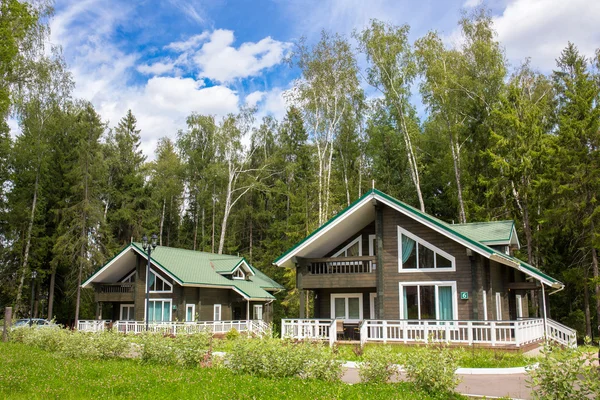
[356,20,425,212]
[291,31,361,224]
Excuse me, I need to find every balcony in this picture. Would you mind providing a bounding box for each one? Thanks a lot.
[300,256,377,289]
[95,283,135,302]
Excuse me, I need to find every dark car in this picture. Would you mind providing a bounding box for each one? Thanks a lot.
[13,318,58,328]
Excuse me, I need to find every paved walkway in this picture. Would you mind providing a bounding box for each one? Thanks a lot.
[341,365,532,399]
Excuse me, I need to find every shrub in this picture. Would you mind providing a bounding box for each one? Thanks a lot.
[225,328,240,341]
[137,333,178,365]
[527,340,600,400]
[92,330,131,359]
[171,332,212,367]
[358,345,398,383]
[226,338,342,381]
[402,343,462,397]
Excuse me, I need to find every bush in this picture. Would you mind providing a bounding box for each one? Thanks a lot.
[226,337,342,381]
[527,340,600,400]
[225,328,240,341]
[358,345,398,383]
[402,343,462,397]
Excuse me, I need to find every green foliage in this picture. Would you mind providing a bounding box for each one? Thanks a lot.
[225,328,240,341]
[226,337,342,381]
[402,344,463,397]
[527,341,600,400]
[358,345,398,383]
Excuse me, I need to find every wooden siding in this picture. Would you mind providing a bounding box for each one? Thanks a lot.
[301,272,376,289]
[380,205,478,320]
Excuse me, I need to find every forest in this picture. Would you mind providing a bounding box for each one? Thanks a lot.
[1,1,599,339]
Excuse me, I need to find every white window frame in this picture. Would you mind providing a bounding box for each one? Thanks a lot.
[516,294,523,319]
[147,268,173,293]
[369,292,377,319]
[397,226,456,272]
[232,268,245,280]
[495,292,502,320]
[253,304,263,320]
[119,304,135,320]
[213,304,222,321]
[332,235,362,257]
[121,270,136,283]
[482,290,488,321]
[185,304,196,322]
[145,299,172,322]
[330,293,363,323]
[368,234,376,256]
[398,281,458,320]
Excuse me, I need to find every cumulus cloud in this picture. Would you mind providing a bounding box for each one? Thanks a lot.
[494,0,600,71]
[463,0,482,8]
[245,91,266,107]
[137,61,176,75]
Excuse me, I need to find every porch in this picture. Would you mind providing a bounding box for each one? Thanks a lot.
[77,319,270,336]
[281,318,577,348]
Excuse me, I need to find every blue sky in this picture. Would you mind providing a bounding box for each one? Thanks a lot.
[45,0,600,158]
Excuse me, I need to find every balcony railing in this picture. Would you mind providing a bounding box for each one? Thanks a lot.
[308,256,376,275]
[98,283,134,293]
[77,320,270,337]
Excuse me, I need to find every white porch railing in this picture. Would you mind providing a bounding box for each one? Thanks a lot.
[77,320,111,332]
[546,319,577,348]
[78,320,269,336]
[359,319,545,347]
[281,318,577,348]
[281,319,336,346]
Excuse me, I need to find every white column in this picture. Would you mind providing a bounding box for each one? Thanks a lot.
[541,283,548,339]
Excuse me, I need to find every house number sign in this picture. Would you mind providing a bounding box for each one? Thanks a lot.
[460,292,469,300]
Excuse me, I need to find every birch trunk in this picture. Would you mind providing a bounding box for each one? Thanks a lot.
[218,171,233,255]
[159,197,165,246]
[584,265,592,338]
[14,171,40,315]
[449,133,466,223]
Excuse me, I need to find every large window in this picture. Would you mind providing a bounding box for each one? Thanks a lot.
[186,304,195,322]
[397,227,455,272]
[148,299,171,322]
[148,269,173,293]
[333,236,362,257]
[121,271,135,283]
[213,304,222,321]
[253,305,263,320]
[399,282,457,320]
[120,304,134,320]
[331,293,363,322]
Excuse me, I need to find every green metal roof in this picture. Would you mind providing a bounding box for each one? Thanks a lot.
[449,220,515,244]
[274,189,563,289]
[87,243,281,300]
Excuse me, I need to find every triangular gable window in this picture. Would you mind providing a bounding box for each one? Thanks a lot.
[149,269,173,293]
[332,235,362,257]
[398,226,455,272]
[232,268,245,280]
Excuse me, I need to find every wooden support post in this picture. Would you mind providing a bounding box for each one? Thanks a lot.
[375,204,384,319]
[3,307,12,342]
[469,254,479,320]
[299,290,305,318]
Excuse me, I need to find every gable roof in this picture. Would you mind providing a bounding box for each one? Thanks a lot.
[274,189,563,290]
[82,243,283,300]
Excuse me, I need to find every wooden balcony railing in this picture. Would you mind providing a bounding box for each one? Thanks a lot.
[307,256,376,275]
[98,283,134,293]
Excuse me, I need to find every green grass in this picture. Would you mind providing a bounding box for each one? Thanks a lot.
[333,343,538,368]
[0,342,450,400]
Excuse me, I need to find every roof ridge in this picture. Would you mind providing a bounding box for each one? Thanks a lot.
[133,242,242,259]
[452,220,514,226]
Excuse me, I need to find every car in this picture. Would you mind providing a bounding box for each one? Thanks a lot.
[13,318,59,329]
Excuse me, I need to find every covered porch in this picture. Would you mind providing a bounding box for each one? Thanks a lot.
[281,318,577,348]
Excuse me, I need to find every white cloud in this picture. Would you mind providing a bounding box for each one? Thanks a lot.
[165,32,209,52]
[494,0,600,71]
[192,29,291,82]
[137,60,176,75]
[245,91,266,107]
[168,0,206,25]
[463,0,483,8]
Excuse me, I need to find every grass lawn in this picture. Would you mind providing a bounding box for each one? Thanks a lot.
[0,342,450,400]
